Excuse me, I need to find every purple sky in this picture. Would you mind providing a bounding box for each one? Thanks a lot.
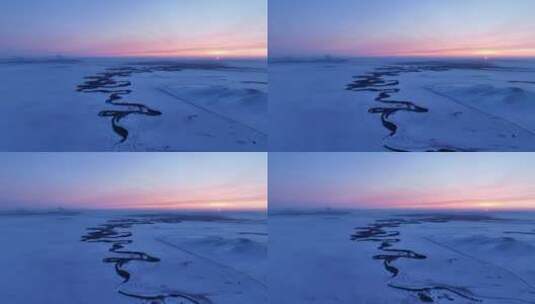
[270,0,535,58]
[270,153,535,210]
[0,153,267,210]
[0,0,266,58]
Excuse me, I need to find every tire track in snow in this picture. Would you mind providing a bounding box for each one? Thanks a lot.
[156,86,268,139]
[155,236,267,289]
[422,236,535,303]
[424,86,535,138]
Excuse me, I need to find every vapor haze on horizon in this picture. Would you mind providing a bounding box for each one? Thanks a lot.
[269,153,535,211]
[0,153,267,211]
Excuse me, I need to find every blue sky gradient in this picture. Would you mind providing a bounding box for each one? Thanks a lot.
[270,153,535,210]
[269,0,535,57]
[0,0,266,58]
[0,153,267,210]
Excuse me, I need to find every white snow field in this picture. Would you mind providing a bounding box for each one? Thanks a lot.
[0,58,267,151]
[269,210,535,304]
[0,210,267,304]
[269,58,535,151]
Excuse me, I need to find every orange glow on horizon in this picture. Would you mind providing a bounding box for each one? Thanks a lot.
[107,46,267,59]
[6,182,267,211]
[317,184,535,211]
[121,198,267,211]
[325,32,535,59]
[67,37,267,59]
[389,47,535,58]
[395,198,535,211]
[71,190,267,210]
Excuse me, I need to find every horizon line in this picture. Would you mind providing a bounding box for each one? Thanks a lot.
[268,206,535,212]
[0,206,267,212]
[269,54,535,60]
[0,54,268,60]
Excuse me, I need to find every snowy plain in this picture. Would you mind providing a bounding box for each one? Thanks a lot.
[269,209,535,304]
[0,210,267,304]
[0,58,267,151]
[269,58,535,151]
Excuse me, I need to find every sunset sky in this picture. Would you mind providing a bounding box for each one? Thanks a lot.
[0,153,266,210]
[270,153,535,210]
[270,0,535,58]
[0,0,266,58]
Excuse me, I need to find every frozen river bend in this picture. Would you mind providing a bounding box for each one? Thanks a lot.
[0,210,267,304]
[270,58,535,151]
[0,58,267,151]
[270,210,535,303]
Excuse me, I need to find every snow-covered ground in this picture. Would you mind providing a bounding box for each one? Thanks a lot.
[0,58,267,151]
[270,58,535,151]
[0,210,267,304]
[269,210,535,304]
[3,208,534,303]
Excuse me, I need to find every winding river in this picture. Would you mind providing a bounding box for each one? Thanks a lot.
[346,61,527,152]
[77,66,165,142]
[351,215,486,303]
[81,215,214,304]
[76,62,228,143]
